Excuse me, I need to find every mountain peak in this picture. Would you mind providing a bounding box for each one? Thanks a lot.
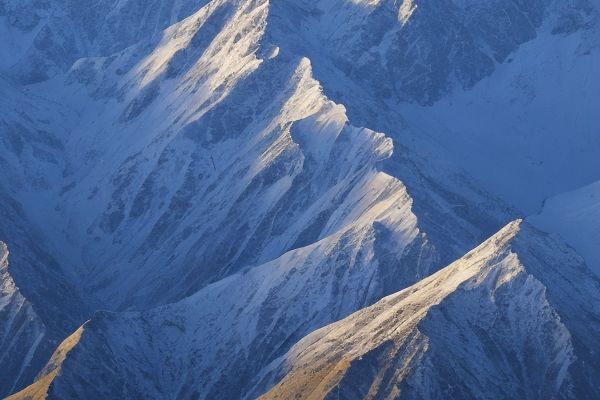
[255,220,600,399]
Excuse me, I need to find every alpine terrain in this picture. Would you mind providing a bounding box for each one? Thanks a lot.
[0,0,599,399]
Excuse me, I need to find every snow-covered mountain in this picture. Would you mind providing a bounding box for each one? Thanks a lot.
[9,220,600,399]
[255,221,600,400]
[1,0,599,398]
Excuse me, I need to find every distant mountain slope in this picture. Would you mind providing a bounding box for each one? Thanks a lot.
[0,0,211,82]
[255,221,600,400]
[397,23,600,213]
[273,0,600,212]
[529,180,600,276]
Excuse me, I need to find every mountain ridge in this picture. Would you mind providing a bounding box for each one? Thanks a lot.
[1,0,599,397]
[255,220,600,399]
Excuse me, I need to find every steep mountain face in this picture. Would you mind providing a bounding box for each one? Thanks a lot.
[0,242,45,397]
[0,197,91,396]
[255,221,600,400]
[1,0,599,398]
[12,221,600,399]
[6,195,430,399]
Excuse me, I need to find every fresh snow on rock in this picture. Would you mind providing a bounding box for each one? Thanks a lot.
[0,243,46,397]
[4,170,436,399]
[255,221,600,400]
